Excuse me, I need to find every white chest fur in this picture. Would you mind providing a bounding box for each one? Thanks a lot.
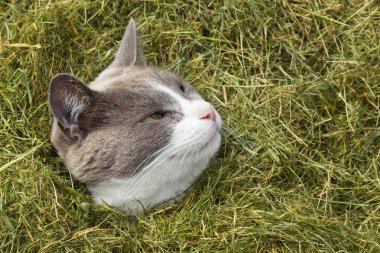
[88,159,209,214]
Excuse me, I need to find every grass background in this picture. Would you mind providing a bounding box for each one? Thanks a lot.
[1,0,379,252]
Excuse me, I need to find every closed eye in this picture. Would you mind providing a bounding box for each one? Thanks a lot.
[143,111,167,122]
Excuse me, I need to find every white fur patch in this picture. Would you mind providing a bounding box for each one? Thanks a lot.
[149,80,222,126]
[89,156,210,213]
[63,92,89,121]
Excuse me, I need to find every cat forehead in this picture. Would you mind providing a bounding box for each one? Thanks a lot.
[103,85,176,108]
[90,66,202,106]
[91,67,184,91]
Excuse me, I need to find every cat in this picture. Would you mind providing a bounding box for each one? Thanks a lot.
[49,19,222,214]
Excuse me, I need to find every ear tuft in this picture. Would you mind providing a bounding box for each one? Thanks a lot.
[49,73,94,139]
[110,18,146,68]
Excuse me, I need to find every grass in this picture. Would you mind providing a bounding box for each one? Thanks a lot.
[0,0,379,252]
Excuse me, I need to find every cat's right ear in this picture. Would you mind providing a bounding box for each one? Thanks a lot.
[110,18,147,68]
[49,73,94,140]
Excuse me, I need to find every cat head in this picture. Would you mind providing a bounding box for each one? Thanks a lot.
[49,19,222,185]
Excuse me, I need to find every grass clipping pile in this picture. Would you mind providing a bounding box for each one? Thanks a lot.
[1,1,379,252]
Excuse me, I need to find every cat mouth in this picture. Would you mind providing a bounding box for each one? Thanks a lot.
[198,127,220,152]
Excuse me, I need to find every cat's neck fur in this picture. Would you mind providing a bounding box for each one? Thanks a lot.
[89,158,209,213]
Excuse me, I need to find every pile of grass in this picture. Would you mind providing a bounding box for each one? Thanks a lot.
[1,0,379,251]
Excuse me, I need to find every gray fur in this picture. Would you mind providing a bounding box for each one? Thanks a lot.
[109,19,146,68]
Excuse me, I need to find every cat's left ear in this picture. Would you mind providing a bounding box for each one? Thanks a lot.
[110,18,146,68]
[49,73,95,140]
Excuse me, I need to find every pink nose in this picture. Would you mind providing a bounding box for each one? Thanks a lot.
[200,104,216,121]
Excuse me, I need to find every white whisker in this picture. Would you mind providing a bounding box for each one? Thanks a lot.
[123,138,194,192]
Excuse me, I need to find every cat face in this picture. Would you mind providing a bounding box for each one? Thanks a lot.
[49,19,222,212]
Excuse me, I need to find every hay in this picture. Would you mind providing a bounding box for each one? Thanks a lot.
[1,0,379,251]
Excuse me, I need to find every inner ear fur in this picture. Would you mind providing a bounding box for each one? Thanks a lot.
[49,73,95,140]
